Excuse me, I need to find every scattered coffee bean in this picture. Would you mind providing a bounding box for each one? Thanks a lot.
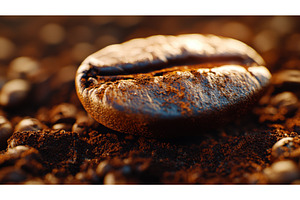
[103,172,128,184]
[0,116,13,149]
[49,103,77,124]
[0,167,28,183]
[72,114,95,134]
[271,137,295,160]
[270,92,299,116]
[271,92,298,108]
[96,160,113,177]
[264,160,299,183]
[7,145,30,156]
[14,118,44,132]
[76,34,271,137]
[0,79,31,107]
[52,123,72,131]
[272,69,300,89]
[7,57,40,80]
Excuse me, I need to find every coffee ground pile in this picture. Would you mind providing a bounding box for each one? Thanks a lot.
[1,16,300,184]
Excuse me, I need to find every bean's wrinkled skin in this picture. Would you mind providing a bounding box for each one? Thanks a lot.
[76,34,271,137]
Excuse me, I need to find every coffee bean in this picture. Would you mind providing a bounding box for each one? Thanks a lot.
[7,145,30,156]
[0,79,31,107]
[0,116,13,149]
[72,113,95,134]
[272,69,300,89]
[103,172,128,184]
[263,160,299,183]
[7,57,40,80]
[52,123,72,131]
[76,34,271,137]
[49,103,77,124]
[271,137,295,160]
[14,118,44,132]
[96,160,113,177]
[270,92,298,109]
[270,92,299,116]
[0,167,28,183]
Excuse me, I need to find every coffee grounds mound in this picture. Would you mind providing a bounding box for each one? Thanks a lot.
[1,119,298,184]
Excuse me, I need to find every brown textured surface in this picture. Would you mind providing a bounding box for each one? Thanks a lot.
[76,34,271,137]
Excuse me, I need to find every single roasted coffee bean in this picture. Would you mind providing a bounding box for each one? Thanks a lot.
[72,113,95,134]
[263,160,300,183]
[270,92,299,116]
[271,137,295,160]
[49,103,77,125]
[0,79,31,107]
[7,145,30,156]
[14,118,44,132]
[7,57,40,81]
[52,123,73,131]
[76,34,272,137]
[272,69,300,90]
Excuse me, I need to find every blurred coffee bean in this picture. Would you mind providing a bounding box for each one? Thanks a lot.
[14,118,44,132]
[52,123,72,131]
[0,37,15,60]
[72,113,95,134]
[0,167,28,183]
[103,171,128,184]
[49,103,77,124]
[7,57,40,80]
[264,160,299,183]
[0,116,13,149]
[271,137,295,160]
[39,23,66,45]
[44,173,59,184]
[272,70,300,89]
[7,145,30,156]
[96,160,113,177]
[0,79,31,107]
[270,92,299,116]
